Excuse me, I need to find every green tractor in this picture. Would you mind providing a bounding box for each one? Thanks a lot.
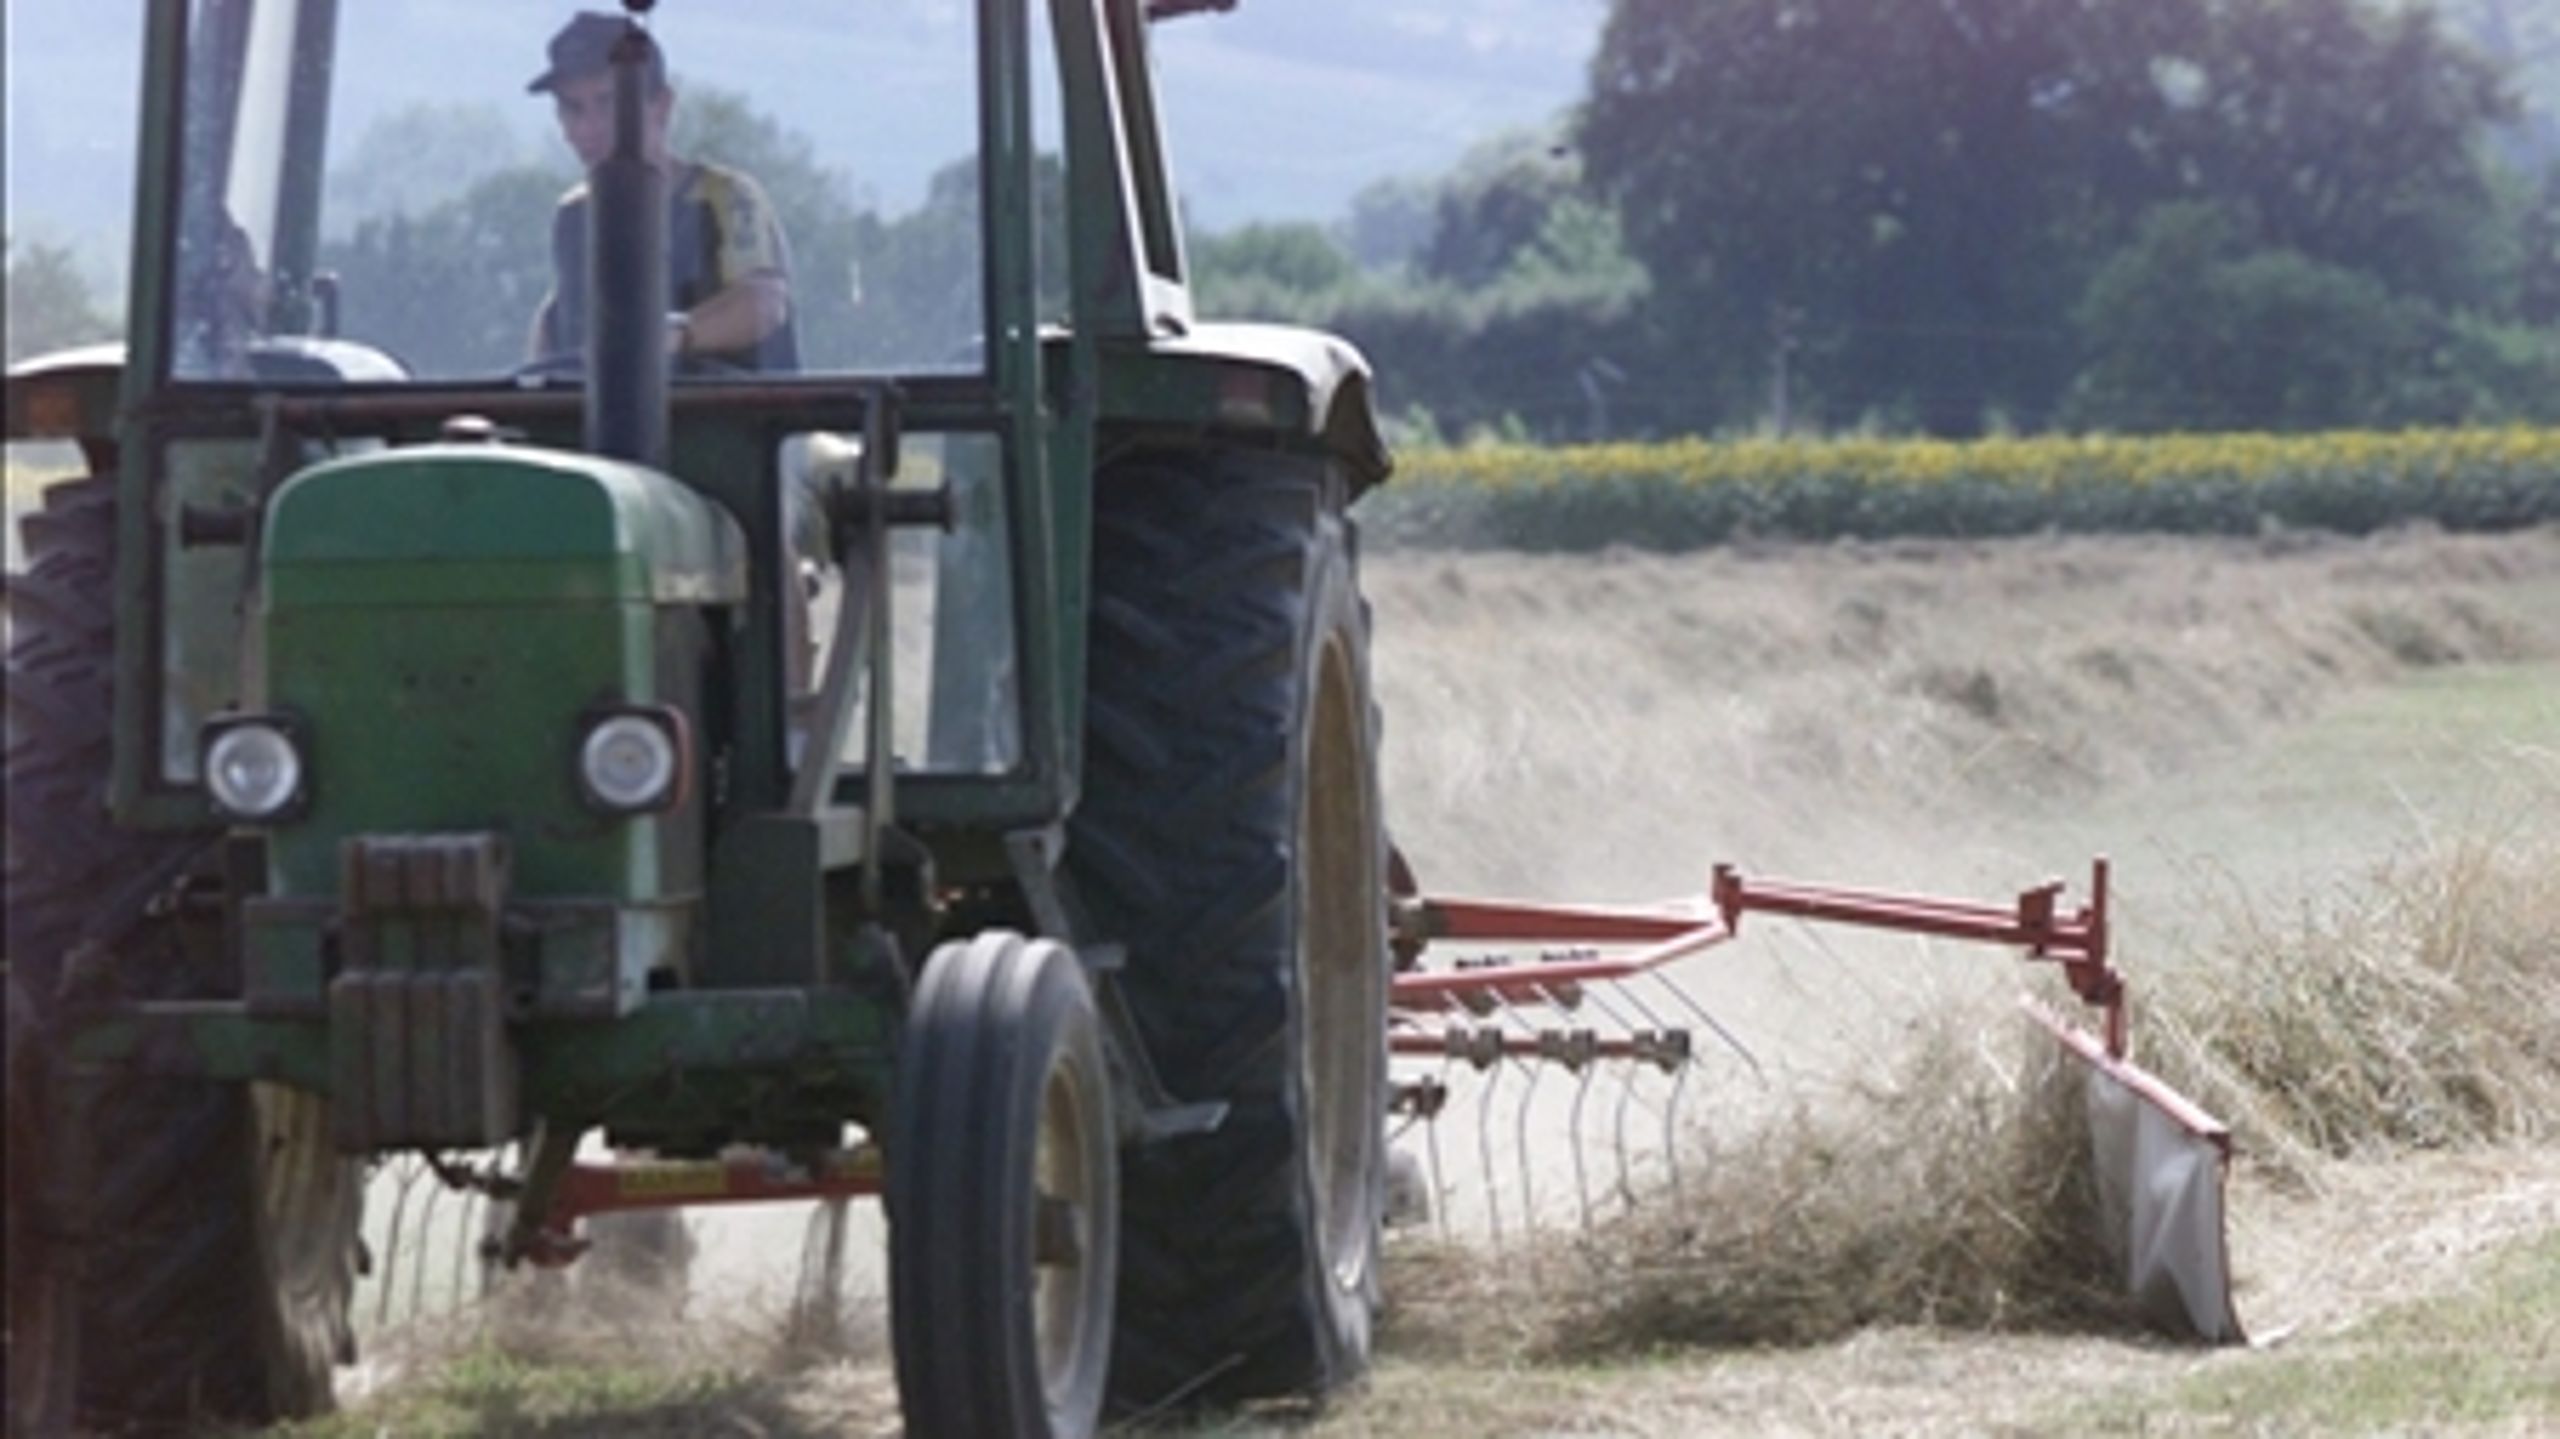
[4,2,1395,1433]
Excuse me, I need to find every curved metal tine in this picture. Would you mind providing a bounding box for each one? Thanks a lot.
[1570,1064,1596,1232]
[475,1142,515,1303]
[1662,1061,1695,1207]
[1476,1057,1506,1248]
[1513,1058,1544,1236]
[1645,970,1761,1080]
[372,1157,425,1328]
[1427,1057,1453,1243]
[1613,1061,1640,1213]
[450,1186,483,1322]
[1573,972,1649,1038]
[789,1196,851,1350]
[410,1177,447,1324]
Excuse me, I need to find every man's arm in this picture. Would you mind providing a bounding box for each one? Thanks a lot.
[673,273,787,355]
[676,166,793,358]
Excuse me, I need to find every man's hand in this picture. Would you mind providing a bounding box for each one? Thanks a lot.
[670,275,789,360]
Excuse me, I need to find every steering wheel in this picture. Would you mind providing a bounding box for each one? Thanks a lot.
[512,349,752,384]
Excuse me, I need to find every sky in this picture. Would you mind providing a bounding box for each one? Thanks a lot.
[2,0,1609,296]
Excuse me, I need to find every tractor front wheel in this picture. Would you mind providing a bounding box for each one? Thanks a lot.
[887,931,1118,1438]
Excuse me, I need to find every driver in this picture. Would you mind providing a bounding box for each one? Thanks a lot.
[527,12,799,371]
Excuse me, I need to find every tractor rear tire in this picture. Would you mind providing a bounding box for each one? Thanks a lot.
[4,473,359,1434]
[888,931,1117,1438]
[1071,451,1390,1414]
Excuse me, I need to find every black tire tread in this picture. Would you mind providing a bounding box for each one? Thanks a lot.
[5,474,353,1433]
[1071,453,1377,1414]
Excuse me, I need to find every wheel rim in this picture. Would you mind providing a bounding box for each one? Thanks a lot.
[1300,631,1383,1298]
[1032,1037,1107,1411]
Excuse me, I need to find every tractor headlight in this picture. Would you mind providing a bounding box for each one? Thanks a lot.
[577,708,686,814]
[203,716,308,821]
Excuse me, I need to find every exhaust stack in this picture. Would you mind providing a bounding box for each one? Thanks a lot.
[585,21,668,468]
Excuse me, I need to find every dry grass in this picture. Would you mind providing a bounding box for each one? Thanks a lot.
[2149,828,2560,1184]
[1524,1007,2136,1356]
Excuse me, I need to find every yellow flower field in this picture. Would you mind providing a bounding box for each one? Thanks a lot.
[1366,428,2560,549]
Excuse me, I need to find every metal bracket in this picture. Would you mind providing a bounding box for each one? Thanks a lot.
[1003,826,1228,1144]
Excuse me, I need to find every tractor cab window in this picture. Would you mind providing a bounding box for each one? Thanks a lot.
[170,0,989,384]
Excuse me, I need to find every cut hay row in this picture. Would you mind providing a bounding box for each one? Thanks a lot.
[1360,428,2560,550]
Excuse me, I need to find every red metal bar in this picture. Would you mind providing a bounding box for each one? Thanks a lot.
[1390,918,1731,1009]
[1392,859,2125,1052]
[1711,861,2108,964]
[1402,896,1720,946]
[2022,997,2228,1149]
[1389,1026,1691,1068]
[546,1150,882,1228]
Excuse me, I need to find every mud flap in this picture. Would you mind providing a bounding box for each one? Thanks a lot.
[2028,998,2244,1344]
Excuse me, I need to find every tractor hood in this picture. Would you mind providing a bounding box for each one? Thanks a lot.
[264,444,748,608]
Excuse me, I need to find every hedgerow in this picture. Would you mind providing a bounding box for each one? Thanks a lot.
[1356,428,2560,550]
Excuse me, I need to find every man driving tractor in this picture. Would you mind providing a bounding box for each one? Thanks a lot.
[528,11,799,371]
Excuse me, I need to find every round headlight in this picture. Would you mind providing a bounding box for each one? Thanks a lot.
[580,714,679,812]
[205,722,305,820]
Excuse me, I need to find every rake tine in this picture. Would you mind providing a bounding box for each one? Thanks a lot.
[1645,970,1762,1080]
[374,1158,424,1328]
[1570,1064,1596,1232]
[790,1196,852,1350]
[1477,1057,1506,1247]
[1427,1058,1452,1242]
[410,1179,446,1323]
[1613,1061,1640,1213]
[450,1188,481,1319]
[1514,1058,1544,1234]
[1662,1060,1694,1207]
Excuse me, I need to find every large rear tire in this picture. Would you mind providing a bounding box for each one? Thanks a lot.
[888,931,1118,1438]
[4,474,358,1434]
[1071,451,1391,1414]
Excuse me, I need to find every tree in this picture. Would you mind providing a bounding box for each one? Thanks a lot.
[4,240,115,365]
[1337,176,1435,273]
[2176,0,2515,306]
[1417,130,1587,288]
[325,103,534,234]
[2067,201,2440,430]
[1582,0,2205,436]
[1580,0,2526,436]
[1193,223,1360,317]
[321,165,564,376]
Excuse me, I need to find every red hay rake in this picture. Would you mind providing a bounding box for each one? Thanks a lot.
[355,859,2238,1349]
[1388,858,2241,1340]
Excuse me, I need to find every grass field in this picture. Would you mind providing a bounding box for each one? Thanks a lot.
[236,524,2560,1437]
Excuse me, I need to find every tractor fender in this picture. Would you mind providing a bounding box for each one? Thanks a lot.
[5,344,127,470]
[6,338,409,455]
[1100,322,1394,496]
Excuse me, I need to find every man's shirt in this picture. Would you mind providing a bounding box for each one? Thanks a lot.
[540,160,800,372]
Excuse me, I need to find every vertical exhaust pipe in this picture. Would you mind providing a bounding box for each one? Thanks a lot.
[586,21,667,468]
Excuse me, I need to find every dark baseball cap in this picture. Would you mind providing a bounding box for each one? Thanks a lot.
[527,12,666,94]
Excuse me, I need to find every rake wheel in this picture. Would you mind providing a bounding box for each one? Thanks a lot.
[1072,449,1390,1414]
[4,474,359,1433]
